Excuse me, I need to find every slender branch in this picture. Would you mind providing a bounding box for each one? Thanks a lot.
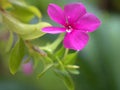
[0,7,6,13]
[25,40,47,56]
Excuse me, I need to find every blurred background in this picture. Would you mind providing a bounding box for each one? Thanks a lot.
[0,0,120,90]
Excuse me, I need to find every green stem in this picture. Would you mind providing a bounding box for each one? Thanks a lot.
[37,64,53,79]
[63,48,69,60]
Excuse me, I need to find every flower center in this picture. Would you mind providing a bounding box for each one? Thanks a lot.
[66,26,73,33]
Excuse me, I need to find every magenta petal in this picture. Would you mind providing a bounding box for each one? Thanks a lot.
[42,26,66,34]
[74,13,101,32]
[47,3,66,25]
[64,3,86,24]
[63,30,89,51]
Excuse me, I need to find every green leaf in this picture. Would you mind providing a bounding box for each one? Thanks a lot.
[5,31,13,53]
[63,52,77,65]
[8,0,42,23]
[54,69,75,90]
[9,38,25,75]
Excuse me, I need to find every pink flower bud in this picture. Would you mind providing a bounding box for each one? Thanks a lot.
[22,62,33,75]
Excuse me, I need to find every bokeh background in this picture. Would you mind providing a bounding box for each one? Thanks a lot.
[0,0,120,90]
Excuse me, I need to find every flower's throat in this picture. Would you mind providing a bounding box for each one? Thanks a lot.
[66,26,72,33]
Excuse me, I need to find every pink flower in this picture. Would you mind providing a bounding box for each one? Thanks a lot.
[42,3,101,51]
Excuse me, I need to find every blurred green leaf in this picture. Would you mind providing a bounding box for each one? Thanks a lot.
[9,38,25,75]
[8,0,42,23]
[5,31,13,53]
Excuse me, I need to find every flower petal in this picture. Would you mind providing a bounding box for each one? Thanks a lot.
[73,13,101,32]
[42,26,66,34]
[64,3,86,24]
[63,30,89,51]
[47,3,66,25]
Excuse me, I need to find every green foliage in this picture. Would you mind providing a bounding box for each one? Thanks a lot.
[34,34,79,90]
[0,1,79,90]
[2,12,51,40]
[0,0,12,10]
[54,69,75,90]
[8,0,42,23]
[9,38,25,75]
[37,64,53,78]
